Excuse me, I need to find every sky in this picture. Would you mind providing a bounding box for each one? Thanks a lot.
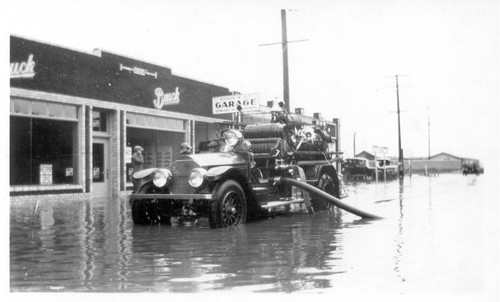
[4,0,500,168]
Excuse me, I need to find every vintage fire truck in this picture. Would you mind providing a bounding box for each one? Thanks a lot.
[129,103,378,228]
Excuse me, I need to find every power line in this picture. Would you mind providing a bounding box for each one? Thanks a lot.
[259,39,309,47]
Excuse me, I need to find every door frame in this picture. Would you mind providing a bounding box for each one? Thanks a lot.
[92,137,111,197]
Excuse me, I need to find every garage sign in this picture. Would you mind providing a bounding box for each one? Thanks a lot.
[212,93,260,114]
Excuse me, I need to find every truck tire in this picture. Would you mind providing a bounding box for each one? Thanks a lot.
[311,172,338,211]
[131,184,171,225]
[209,180,247,228]
[131,199,149,224]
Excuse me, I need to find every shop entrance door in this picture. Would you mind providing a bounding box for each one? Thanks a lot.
[92,137,111,197]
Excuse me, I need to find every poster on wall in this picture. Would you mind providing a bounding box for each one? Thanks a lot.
[39,164,53,185]
[157,146,173,168]
[93,167,100,179]
[144,150,155,168]
[125,146,132,164]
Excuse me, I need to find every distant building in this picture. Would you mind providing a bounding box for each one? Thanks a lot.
[355,151,375,160]
[405,152,482,174]
[429,152,462,162]
[353,151,482,174]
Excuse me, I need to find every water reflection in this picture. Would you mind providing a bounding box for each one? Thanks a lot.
[11,196,351,292]
[394,178,405,282]
[127,209,347,292]
[10,174,498,295]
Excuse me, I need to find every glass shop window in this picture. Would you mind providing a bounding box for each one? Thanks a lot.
[92,110,107,132]
[10,116,78,185]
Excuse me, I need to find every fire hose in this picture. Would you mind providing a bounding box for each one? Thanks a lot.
[278,177,382,220]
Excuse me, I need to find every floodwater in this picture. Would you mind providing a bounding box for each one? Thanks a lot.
[10,173,499,298]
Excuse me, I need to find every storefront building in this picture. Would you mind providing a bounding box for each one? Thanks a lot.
[10,35,234,202]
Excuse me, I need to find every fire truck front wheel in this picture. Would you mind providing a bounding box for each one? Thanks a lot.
[131,184,172,225]
[209,180,247,228]
[131,199,172,225]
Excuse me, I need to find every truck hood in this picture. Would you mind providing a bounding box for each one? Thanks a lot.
[168,152,247,193]
[178,152,247,168]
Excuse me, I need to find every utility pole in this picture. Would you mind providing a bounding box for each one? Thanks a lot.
[427,106,431,159]
[281,9,290,113]
[396,74,404,178]
[259,9,308,113]
[353,132,356,156]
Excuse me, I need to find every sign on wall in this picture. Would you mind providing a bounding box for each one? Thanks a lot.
[39,164,53,185]
[153,87,180,109]
[125,146,132,164]
[212,93,260,114]
[11,36,235,119]
[11,54,36,79]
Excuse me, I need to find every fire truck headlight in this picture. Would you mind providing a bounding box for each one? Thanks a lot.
[153,169,171,188]
[189,168,207,188]
[224,130,243,147]
[240,140,251,151]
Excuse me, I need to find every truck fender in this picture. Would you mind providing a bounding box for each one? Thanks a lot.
[132,168,158,179]
[206,166,238,181]
[206,166,264,218]
[132,168,171,195]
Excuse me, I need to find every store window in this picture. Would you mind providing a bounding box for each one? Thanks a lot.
[11,98,77,119]
[124,112,186,184]
[92,110,107,132]
[10,116,78,185]
[125,127,185,183]
[126,112,184,131]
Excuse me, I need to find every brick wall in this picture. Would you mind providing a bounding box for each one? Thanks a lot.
[110,109,120,195]
[79,105,87,192]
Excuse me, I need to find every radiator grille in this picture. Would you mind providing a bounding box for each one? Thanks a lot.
[169,160,198,194]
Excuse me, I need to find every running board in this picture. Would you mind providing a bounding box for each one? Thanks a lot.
[261,199,305,209]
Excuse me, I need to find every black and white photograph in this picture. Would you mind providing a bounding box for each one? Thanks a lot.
[4,0,499,300]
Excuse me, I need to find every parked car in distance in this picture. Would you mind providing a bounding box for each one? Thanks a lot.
[376,159,398,179]
[341,157,376,180]
[462,159,483,175]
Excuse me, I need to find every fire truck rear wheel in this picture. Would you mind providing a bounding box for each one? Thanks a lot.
[209,180,247,228]
[312,173,337,211]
